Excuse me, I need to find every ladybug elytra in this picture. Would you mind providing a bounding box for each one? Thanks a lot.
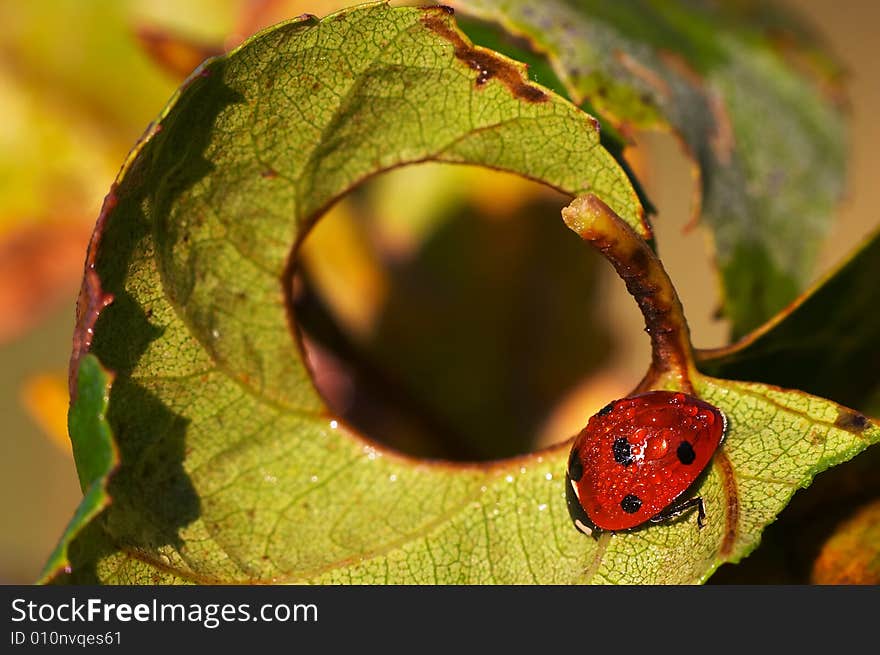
[566,390,727,537]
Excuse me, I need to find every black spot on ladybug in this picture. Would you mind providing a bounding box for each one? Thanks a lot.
[597,401,615,416]
[620,494,642,514]
[612,437,633,466]
[568,448,584,482]
[834,409,870,433]
[677,440,696,465]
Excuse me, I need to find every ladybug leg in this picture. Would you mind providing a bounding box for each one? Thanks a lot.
[650,496,706,528]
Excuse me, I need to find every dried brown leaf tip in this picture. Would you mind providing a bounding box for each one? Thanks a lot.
[135,24,224,79]
[562,194,695,392]
[421,7,547,103]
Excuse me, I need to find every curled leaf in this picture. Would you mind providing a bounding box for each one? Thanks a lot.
[49,3,877,585]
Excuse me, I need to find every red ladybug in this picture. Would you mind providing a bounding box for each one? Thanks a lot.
[566,390,727,536]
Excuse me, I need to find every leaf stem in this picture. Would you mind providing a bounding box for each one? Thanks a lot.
[562,194,695,393]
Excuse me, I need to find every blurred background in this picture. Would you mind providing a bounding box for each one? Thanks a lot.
[0,0,876,584]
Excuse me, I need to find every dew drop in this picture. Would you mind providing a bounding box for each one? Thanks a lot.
[645,435,668,460]
[388,474,398,482]
[310,475,319,483]
[329,419,339,429]
[505,475,514,483]
[544,472,553,481]
[538,503,548,511]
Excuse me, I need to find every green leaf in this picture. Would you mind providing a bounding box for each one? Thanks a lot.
[449,0,848,338]
[50,3,878,585]
[39,354,117,584]
[53,3,639,583]
[698,228,880,417]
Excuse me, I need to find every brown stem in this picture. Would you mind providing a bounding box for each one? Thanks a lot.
[561,194,695,393]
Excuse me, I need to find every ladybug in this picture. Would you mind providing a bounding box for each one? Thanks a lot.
[566,390,727,537]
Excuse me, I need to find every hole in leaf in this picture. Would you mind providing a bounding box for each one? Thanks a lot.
[292,163,646,461]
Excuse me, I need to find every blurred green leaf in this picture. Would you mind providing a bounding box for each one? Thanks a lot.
[451,0,848,338]
[698,229,880,417]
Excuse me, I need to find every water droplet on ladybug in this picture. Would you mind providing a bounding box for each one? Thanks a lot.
[645,434,668,459]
